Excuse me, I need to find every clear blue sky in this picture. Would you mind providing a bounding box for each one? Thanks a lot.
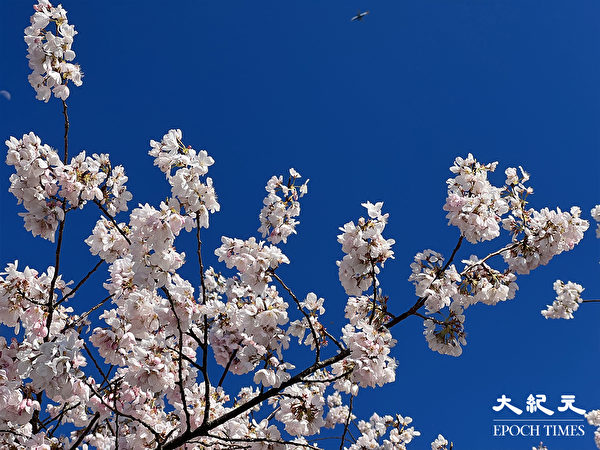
[1,1,599,448]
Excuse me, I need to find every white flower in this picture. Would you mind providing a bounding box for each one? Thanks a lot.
[591,205,600,238]
[148,129,219,225]
[409,250,459,314]
[337,202,395,296]
[215,236,290,295]
[586,410,600,426]
[25,0,83,101]
[431,434,449,450]
[444,154,508,243]
[258,170,309,244]
[423,306,466,357]
[503,206,589,274]
[542,280,584,320]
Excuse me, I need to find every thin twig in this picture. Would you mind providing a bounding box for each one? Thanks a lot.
[339,395,354,450]
[321,327,345,351]
[162,286,192,432]
[68,412,100,450]
[459,240,520,276]
[384,235,464,329]
[368,259,377,324]
[218,349,238,387]
[93,200,131,245]
[69,294,113,328]
[57,259,104,305]
[272,272,321,362]
[62,100,69,163]
[82,342,111,387]
[206,434,322,450]
[196,214,211,428]
[162,349,350,450]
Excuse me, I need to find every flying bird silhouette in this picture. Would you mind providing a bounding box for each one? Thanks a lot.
[351,10,369,22]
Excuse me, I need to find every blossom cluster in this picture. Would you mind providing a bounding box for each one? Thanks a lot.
[502,206,589,274]
[206,273,292,381]
[215,236,290,295]
[274,383,326,436]
[258,168,309,244]
[541,280,584,319]
[6,133,131,241]
[337,201,395,296]
[409,250,460,314]
[6,133,63,240]
[0,337,40,426]
[25,0,82,101]
[149,129,220,227]
[333,320,397,389]
[288,292,327,350]
[0,261,72,339]
[456,256,518,308]
[431,434,451,450]
[592,205,600,238]
[443,153,508,243]
[423,305,467,357]
[348,412,421,450]
[586,410,600,448]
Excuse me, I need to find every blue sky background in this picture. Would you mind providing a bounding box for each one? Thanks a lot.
[1,1,599,448]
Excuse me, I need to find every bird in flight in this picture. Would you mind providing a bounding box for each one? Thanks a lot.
[351,10,369,22]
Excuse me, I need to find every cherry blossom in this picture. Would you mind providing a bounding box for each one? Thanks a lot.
[592,205,600,238]
[502,206,589,274]
[423,305,467,357]
[431,434,450,450]
[443,153,508,243]
[258,168,309,244]
[337,201,395,296]
[541,280,584,319]
[409,250,459,314]
[2,2,598,449]
[348,412,420,450]
[149,129,219,226]
[25,0,83,101]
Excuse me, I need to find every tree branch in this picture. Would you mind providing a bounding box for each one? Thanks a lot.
[271,271,321,362]
[162,349,350,450]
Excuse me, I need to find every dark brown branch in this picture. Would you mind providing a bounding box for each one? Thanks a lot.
[321,327,345,352]
[47,402,81,436]
[459,240,520,276]
[271,272,321,362]
[218,349,238,387]
[301,370,353,384]
[339,395,354,450]
[83,342,111,388]
[85,380,162,445]
[62,100,69,163]
[385,235,464,329]
[68,413,100,450]
[368,259,377,325]
[162,286,192,432]
[162,349,350,450]
[93,200,131,245]
[205,433,322,450]
[195,214,211,429]
[57,259,104,305]
[44,214,67,338]
[68,294,113,329]
[166,344,204,372]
